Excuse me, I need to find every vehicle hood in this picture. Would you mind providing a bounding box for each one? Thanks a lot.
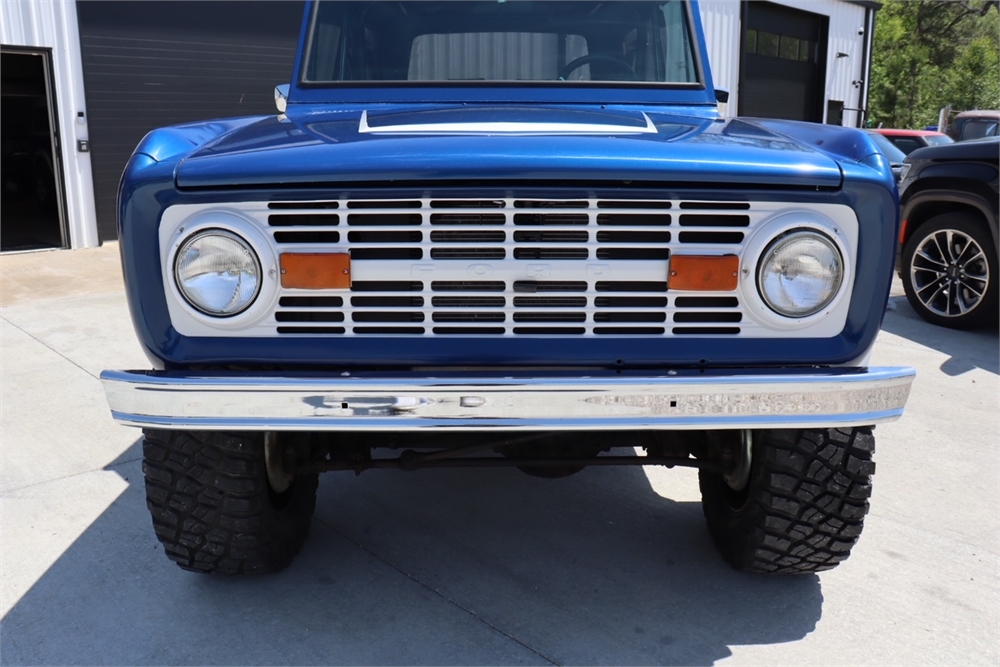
[172,105,846,189]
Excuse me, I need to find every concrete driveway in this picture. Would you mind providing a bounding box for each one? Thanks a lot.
[1,243,997,665]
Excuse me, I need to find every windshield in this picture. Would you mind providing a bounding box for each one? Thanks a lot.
[302,1,699,85]
[866,131,907,165]
[923,134,953,147]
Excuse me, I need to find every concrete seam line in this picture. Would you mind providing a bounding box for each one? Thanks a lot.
[311,514,562,666]
[0,314,100,382]
[0,455,143,494]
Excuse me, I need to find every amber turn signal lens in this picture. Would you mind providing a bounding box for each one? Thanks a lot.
[279,253,351,289]
[668,255,739,291]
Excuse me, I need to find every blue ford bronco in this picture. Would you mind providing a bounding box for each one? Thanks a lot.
[102,0,915,575]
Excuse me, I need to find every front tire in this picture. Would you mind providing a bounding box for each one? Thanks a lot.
[699,428,875,574]
[142,430,318,575]
[902,213,998,329]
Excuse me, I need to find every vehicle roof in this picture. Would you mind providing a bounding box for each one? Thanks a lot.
[953,109,1000,120]
[872,128,947,137]
[905,135,1000,162]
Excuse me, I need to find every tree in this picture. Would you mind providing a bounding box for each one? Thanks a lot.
[869,0,999,129]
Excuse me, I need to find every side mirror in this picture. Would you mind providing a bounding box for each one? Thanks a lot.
[274,84,289,113]
[715,88,730,117]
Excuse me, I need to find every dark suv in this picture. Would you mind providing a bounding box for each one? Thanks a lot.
[899,138,999,329]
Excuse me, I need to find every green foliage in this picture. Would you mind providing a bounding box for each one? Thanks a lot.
[869,0,999,129]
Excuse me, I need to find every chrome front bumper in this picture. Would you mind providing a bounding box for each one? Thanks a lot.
[100,367,915,432]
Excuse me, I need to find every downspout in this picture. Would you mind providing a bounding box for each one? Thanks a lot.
[857,5,876,127]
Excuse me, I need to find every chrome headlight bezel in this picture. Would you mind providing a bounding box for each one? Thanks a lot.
[756,229,845,318]
[173,229,263,317]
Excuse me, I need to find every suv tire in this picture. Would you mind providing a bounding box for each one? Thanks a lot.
[902,213,998,329]
[142,429,318,575]
[699,427,874,574]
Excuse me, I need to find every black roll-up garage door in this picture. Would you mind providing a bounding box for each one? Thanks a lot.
[77,1,304,241]
[738,2,827,123]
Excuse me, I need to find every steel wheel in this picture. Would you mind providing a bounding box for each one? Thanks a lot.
[903,213,998,329]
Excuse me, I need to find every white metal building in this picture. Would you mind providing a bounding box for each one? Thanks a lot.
[1,0,98,250]
[700,0,878,127]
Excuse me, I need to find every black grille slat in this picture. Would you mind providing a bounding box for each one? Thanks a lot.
[353,326,425,334]
[513,296,588,307]
[433,327,506,334]
[596,214,671,226]
[512,312,586,323]
[596,248,671,260]
[594,296,668,307]
[347,213,422,226]
[596,231,671,243]
[431,248,506,259]
[352,312,425,322]
[678,214,750,227]
[513,281,587,292]
[347,231,422,243]
[673,312,743,323]
[432,296,506,307]
[678,231,745,244]
[672,326,741,335]
[347,200,420,209]
[512,231,589,243]
[512,327,586,335]
[432,312,506,323]
[273,231,340,244]
[594,327,666,335]
[275,312,345,323]
[279,296,344,307]
[595,281,668,292]
[351,296,424,307]
[514,248,589,260]
[350,248,422,260]
[675,296,739,308]
[269,214,339,227]
[430,200,505,209]
[430,213,506,225]
[513,213,588,226]
[277,326,345,334]
[679,201,750,210]
[269,201,339,210]
[597,200,672,209]
[432,281,506,292]
[514,200,588,208]
[594,312,667,323]
[351,281,423,292]
[430,231,506,242]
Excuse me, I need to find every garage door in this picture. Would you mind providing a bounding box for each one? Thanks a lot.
[738,2,827,122]
[77,1,304,241]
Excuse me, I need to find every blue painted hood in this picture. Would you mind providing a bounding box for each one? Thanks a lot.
[172,105,846,189]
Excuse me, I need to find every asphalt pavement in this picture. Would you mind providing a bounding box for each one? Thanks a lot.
[1,242,997,665]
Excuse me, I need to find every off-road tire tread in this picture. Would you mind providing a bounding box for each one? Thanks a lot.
[700,427,874,574]
[142,429,318,575]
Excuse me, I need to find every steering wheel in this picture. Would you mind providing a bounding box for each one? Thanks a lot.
[557,54,638,81]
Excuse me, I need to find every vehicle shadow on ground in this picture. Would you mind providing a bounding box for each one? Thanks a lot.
[1,441,822,666]
[882,295,999,376]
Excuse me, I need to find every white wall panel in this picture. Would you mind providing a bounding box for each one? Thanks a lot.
[1,0,99,248]
[698,0,870,126]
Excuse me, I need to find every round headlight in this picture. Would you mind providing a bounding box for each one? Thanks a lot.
[757,230,844,318]
[174,230,261,316]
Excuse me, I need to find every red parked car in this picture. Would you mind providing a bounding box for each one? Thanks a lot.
[872,128,953,155]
